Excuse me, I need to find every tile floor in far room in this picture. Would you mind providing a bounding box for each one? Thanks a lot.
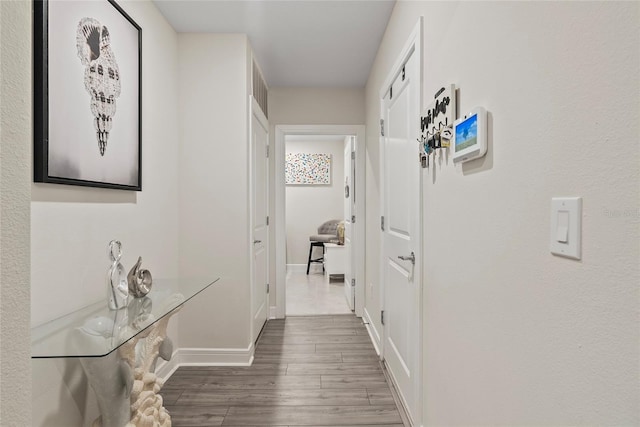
[286,266,352,315]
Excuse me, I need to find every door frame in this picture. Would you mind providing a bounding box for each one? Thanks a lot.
[343,135,356,310]
[274,124,366,318]
[249,95,269,343]
[378,18,423,426]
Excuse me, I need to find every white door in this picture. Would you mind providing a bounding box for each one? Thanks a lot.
[251,98,269,342]
[343,137,355,310]
[381,46,421,423]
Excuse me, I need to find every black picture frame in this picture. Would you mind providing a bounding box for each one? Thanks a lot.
[34,0,142,191]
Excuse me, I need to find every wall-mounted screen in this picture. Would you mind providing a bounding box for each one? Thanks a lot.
[453,106,487,163]
[455,114,478,152]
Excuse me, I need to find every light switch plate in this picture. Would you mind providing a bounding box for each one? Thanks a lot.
[550,197,582,260]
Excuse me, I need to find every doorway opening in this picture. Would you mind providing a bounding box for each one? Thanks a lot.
[284,134,352,315]
[274,125,365,319]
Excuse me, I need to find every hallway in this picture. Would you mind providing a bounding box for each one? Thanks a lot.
[163,315,405,426]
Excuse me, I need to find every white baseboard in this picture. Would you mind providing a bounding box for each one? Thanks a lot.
[155,344,255,381]
[269,305,278,319]
[362,308,416,426]
[381,358,415,427]
[286,263,307,273]
[179,344,255,366]
[363,307,381,356]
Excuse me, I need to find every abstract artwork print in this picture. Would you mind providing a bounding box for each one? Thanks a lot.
[285,153,331,185]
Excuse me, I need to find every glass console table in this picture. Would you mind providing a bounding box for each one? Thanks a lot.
[31,277,220,427]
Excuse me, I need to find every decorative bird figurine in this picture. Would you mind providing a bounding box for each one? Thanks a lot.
[127,256,153,298]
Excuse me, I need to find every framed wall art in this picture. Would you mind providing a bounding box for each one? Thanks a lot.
[34,0,142,190]
[285,153,331,185]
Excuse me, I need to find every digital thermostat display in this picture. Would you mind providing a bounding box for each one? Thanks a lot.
[452,106,487,163]
[455,114,478,152]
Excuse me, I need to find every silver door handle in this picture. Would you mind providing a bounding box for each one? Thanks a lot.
[398,252,415,265]
[254,240,262,244]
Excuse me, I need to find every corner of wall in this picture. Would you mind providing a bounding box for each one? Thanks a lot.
[0,0,32,424]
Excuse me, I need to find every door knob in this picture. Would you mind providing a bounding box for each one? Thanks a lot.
[254,240,262,244]
[397,252,415,265]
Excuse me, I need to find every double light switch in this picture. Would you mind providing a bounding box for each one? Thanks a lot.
[550,197,582,260]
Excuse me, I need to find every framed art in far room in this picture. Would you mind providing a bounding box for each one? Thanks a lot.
[285,153,332,185]
[34,0,142,190]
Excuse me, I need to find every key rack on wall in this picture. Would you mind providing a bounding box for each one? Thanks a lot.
[419,85,489,168]
[420,85,456,168]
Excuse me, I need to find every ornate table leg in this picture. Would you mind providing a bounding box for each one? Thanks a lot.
[78,304,182,427]
[80,352,133,427]
[124,307,181,427]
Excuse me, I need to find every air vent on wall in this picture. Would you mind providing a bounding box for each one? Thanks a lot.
[252,60,268,119]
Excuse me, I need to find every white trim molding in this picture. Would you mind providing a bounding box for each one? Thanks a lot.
[363,307,381,357]
[275,124,366,319]
[155,343,255,381]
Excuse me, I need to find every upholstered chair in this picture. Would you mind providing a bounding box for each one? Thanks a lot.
[306,219,340,274]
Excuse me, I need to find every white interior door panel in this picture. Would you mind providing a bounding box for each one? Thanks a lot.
[381,47,421,423]
[251,98,269,342]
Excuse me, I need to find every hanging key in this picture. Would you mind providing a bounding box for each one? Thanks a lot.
[420,152,427,168]
[440,125,452,148]
[434,131,442,149]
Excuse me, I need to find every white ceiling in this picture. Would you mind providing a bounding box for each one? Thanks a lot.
[152,0,396,87]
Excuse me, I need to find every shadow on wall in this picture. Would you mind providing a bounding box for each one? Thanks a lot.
[462,110,494,176]
[34,358,97,426]
[32,183,137,204]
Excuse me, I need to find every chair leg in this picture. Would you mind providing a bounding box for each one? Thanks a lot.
[306,242,313,275]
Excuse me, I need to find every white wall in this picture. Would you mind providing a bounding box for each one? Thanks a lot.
[268,88,365,307]
[177,33,252,349]
[30,1,180,425]
[365,1,640,425]
[285,138,345,265]
[0,1,32,424]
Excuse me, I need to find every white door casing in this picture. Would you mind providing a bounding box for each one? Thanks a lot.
[274,125,366,318]
[343,136,355,310]
[379,19,423,425]
[251,96,269,342]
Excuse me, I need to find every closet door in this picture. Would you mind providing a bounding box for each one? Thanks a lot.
[251,97,269,342]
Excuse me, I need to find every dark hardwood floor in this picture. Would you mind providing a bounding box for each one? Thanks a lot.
[163,314,405,426]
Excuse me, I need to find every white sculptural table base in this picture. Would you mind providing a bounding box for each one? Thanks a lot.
[82,306,180,427]
[31,278,219,427]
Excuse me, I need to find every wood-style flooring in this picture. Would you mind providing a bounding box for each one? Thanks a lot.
[163,315,405,426]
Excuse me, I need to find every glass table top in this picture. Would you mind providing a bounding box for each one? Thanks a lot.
[31,277,219,358]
